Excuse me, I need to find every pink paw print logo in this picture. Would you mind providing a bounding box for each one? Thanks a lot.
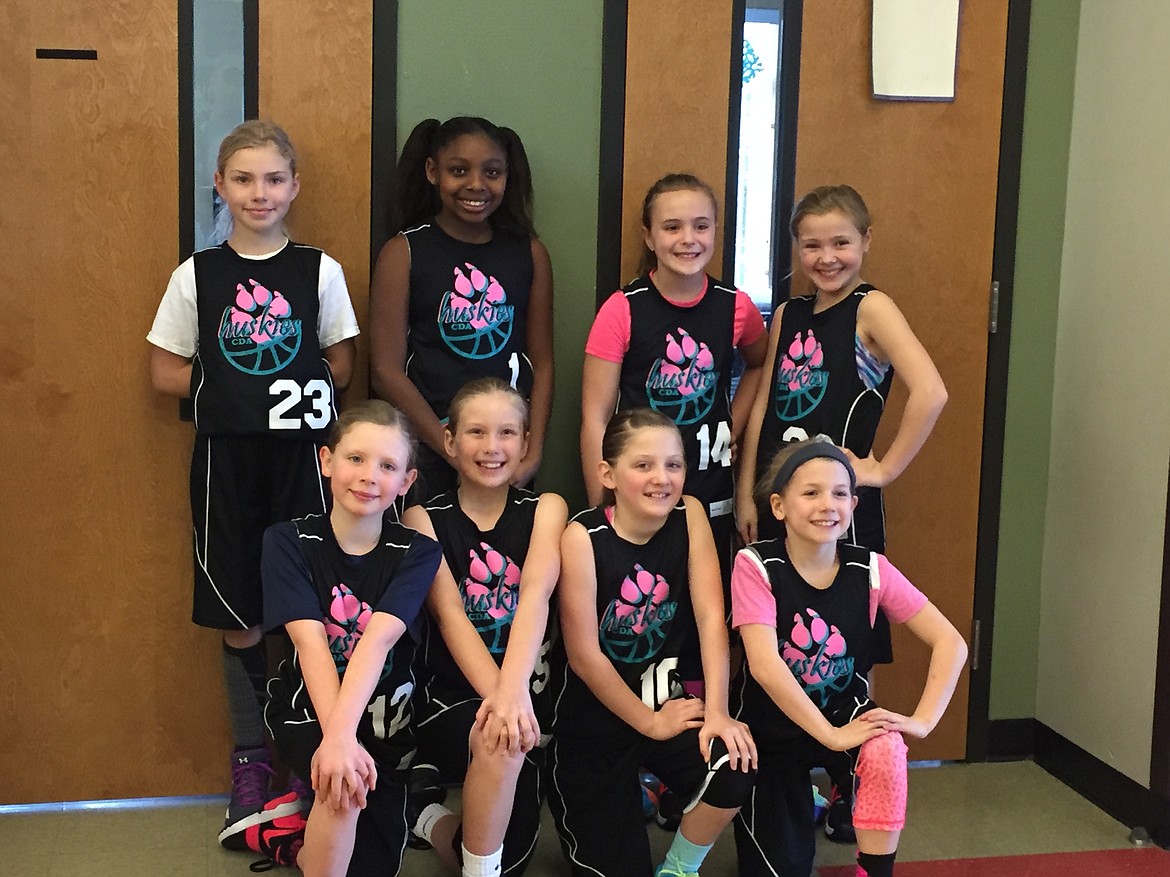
[438,262,514,360]
[461,541,521,653]
[774,330,828,422]
[599,563,677,663]
[325,583,373,665]
[782,609,853,706]
[218,278,302,375]
[646,327,719,426]
[231,279,292,343]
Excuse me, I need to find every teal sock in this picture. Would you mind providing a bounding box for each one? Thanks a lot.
[659,830,712,874]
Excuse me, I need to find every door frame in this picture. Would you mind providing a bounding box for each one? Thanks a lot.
[966,0,1030,762]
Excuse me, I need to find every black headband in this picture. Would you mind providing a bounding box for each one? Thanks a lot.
[771,442,856,494]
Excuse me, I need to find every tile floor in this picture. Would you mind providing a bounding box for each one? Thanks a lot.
[0,761,1137,876]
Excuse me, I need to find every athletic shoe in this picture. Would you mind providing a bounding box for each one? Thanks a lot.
[654,864,699,877]
[286,771,314,815]
[219,747,291,850]
[245,792,306,870]
[823,786,856,843]
[812,783,831,824]
[654,787,683,832]
[405,762,447,850]
[639,771,661,821]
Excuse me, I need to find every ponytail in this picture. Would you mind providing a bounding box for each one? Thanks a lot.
[495,126,536,239]
[388,118,442,236]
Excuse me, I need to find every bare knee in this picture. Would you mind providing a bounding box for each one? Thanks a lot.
[223,626,263,649]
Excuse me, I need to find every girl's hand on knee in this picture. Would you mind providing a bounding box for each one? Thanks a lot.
[646,696,705,740]
[700,714,758,771]
[861,708,930,739]
[476,686,540,755]
[827,715,888,751]
[311,736,377,810]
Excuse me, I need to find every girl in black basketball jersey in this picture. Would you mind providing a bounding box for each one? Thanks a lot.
[148,120,360,850]
[731,438,966,877]
[401,378,567,877]
[582,173,768,587]
[550,409,756,877]
[256,401,442,874]
[370,117,553,500]
[735,185,947,839]
[737,184,946,554]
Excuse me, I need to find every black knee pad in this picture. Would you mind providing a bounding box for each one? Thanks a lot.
[695,737,757,810]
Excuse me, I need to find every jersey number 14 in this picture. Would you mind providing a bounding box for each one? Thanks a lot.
[696,421,732,470]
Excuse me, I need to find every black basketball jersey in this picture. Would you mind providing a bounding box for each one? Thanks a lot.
[756,284,894,548]
[735,539,876,744]
[417,488,552,720]
[191,242,336,437]
[617,275,737,514]
[264,513,440,770]
[551,505,699,738]
[402,222,534,422]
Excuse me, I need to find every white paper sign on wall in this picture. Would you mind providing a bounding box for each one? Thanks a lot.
[872,0,961,101]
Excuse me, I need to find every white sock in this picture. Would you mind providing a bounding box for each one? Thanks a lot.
[413,803,454,844]
[461,843,503,877]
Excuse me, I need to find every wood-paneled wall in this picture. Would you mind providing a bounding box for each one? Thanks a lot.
[259,3,374,406]
[0,0,220,802]
[794,1,1009,759]
[620,0,734,284]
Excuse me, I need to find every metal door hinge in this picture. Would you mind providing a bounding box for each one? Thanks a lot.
[988,281,1000,334]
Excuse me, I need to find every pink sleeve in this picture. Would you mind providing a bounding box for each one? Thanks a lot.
[733,290,767,348]
[584,291,631,363]
[731,548,777,629]
[874,555,929,624]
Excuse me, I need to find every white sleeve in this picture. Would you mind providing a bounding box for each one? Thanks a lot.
[146,258,199,357]
[317,253,360,348]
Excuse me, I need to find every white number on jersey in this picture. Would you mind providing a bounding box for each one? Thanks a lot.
[530,638,552,695]
[508,352,520,390]
[696,421,732,470]
[639,657,682,709]
[269,378,332,430]
[783,426,809,443]
[366,681,413,740]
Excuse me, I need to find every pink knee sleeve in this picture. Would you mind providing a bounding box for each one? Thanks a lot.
[851,731,907,831]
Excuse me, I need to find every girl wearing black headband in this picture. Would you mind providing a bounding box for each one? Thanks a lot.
[730,438,966,877]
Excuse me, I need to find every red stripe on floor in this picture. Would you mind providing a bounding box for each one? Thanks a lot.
[817,847,1170,876]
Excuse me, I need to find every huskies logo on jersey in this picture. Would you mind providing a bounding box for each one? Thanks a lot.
[774,329,828,422]
[645,327,719,426]
[461,541,520,653]
[438,262,515,360]
[323,584,394,680]
[598,563,678,663]
[782,607,854,708]
[218,278,303,375]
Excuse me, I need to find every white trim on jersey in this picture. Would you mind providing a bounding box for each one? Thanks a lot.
[193,440,248,629]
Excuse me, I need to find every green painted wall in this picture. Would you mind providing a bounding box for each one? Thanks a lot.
[989,0,1080,719]
[396,0,603,509]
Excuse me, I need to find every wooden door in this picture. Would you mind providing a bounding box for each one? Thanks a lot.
[794,2,1009,760]
[0,1,227,802]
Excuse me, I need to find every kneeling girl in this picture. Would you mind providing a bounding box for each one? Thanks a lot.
[731,438,967,877]
[550,408,757,877]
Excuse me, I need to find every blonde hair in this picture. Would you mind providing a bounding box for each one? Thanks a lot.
[446,377,530,434]
[599,408,683,507]
[327,400,416,468]
[790,184,870,238]
[216,119,298,176]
